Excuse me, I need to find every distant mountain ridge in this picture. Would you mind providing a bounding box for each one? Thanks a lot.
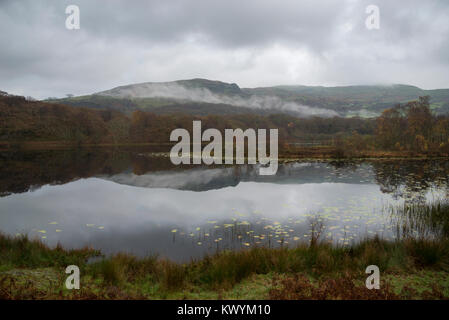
[50,79,449,118]
[99,79,243,98]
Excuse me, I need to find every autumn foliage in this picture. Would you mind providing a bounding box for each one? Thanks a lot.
[376,96,449,153]
[1,94,448,156]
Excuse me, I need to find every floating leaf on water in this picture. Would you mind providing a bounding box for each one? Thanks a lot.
[98,226,104,230]
[243,242,250,246]
[197,242,202,245]
[49,222,58,225]
[37,230,46,234]
[86,224,94,227]
[55,229,62,232]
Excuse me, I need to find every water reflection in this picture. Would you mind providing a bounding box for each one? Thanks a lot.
[0,148,448,262]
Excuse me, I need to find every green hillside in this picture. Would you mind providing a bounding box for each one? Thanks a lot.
[245,84,449,116]
[49,79,449,117]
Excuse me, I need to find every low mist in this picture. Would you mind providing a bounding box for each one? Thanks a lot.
[99,82,339,117]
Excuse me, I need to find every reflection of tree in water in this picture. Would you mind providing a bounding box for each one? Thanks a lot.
[0,146,174,197]
[375,161,449,241]
[0,149,124,196]
[2,149,448,203]
[326,160,374,183]
[328,160,359,171]
[372,160,449,203]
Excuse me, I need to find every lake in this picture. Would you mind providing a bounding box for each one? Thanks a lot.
[0,147,448,262]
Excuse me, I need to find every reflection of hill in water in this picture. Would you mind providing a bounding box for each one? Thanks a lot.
[102,162,376,191]
[1,148,448,198]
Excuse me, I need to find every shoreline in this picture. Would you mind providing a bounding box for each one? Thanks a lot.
[1,233,448,300]
[1,141,448,161]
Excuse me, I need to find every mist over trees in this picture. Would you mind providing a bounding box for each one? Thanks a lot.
[1,93,448,156]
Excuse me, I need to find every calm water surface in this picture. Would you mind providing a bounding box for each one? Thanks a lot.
[0,148,448,262]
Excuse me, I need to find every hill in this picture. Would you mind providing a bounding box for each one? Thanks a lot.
[50,79,449,117]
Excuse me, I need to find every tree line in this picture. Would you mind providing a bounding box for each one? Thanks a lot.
[376,96,449,153]
[1,93,448,156]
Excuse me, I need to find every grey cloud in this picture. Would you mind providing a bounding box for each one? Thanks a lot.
[0,0,448,98]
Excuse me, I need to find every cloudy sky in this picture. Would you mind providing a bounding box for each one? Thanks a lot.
[1,0,448,99]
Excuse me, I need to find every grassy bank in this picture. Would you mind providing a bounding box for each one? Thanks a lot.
[1,233,448,300]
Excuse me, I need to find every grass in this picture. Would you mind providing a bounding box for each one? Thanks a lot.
[0,233,99,270]
[1,232,449,300]
[391,200,449,241]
